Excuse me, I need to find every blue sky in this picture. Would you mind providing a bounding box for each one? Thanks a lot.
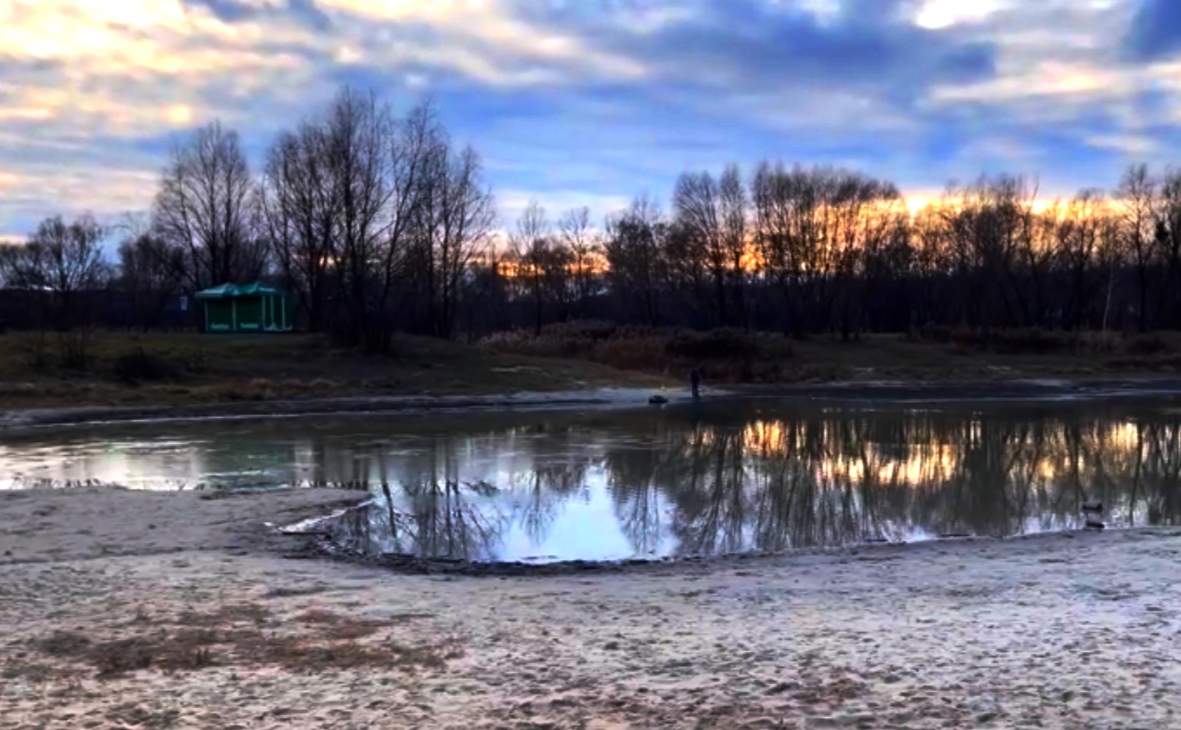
[1,0,1180,240]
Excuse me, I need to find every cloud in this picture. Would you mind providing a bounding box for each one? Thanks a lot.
[496,190,636,232]
[529,0,996,93]
[1,0,1181,239]
[179,0,333,30]
[1124,0,1181,61]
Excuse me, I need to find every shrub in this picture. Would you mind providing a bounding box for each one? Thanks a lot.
[665,328,759,360]
[217,379,274,402]
[58,330,93,370]
[1126,333,1170,356]
[590,338,668,371]
[915,324,953,343]
[480,324,794,381]
[113,348,177,383]
[992,328,1069,355]
[539,320,617,341]
[944,327,1073,355]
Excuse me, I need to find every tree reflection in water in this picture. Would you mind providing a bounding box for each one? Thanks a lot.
[323,406,1181,561]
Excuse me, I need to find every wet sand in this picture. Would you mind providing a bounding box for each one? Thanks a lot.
[3,488,1181,729]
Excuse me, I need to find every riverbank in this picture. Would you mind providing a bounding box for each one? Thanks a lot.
[3,488,1180,729]
[8,375,1181,431]
[8,331,1181,428]
[0,332,670,416]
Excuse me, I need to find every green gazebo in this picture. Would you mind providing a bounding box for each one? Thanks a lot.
[195,282,293,333]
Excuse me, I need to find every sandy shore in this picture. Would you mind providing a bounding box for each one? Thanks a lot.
[3,488,1181,729]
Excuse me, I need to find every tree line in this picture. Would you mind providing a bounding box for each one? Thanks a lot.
[0,88,493,353]
[491,164,1181,338]
[3,84,1181,348]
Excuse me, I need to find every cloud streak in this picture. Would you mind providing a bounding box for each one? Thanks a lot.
[0,0,1179,240]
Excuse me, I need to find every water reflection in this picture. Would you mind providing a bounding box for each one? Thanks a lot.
[316,404,1181,561]
[5,403,1181,561]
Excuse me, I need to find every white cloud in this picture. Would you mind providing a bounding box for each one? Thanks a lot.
[912,0,1004,30]
[1085,133,1160,156]
[0,0,1179,235]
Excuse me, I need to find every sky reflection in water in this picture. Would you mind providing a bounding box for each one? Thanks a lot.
[3,400,1181,562]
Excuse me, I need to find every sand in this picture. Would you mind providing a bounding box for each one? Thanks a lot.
[3,488,1181,729]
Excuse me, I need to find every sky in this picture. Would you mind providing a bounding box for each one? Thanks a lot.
[1,0,1181,241]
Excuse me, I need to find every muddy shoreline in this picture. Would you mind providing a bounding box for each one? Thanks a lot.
[283,498,1075,579]
[7,376,1181,432]
[5,487,1181,729]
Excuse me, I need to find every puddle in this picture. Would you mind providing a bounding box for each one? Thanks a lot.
[3,400,1181,562]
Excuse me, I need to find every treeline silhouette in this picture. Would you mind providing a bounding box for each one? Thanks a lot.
[3,85,1181,350]
[491,165,1181,338]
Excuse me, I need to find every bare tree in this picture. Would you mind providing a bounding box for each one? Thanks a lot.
[16,215,109,328]
[6,215,110,365]
[558,206,600,317]
[0,242,21,290]
[153,121,266,292]
[409,110,495,339]
[940,175,1038,338]
[255,91,492,348]
[673,170,727,324]
[604,195,667,326]
[1153,168,1181,328]
[1052,190,1106,330]
[719,164,749,328]
[326,88,402,350]
[117,226,187,330]
[259,124,338,331]
[1116,164,1158,331]
[512,201,552,335]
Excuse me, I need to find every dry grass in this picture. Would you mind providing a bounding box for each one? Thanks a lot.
[105,702,182,730]
[295,607,388,640]
[909,325,1181,357]
[481,322,801,383]
[0,331,664,410]
[481,321,1181,384]
[35,630,92,658]
[2,660,66,683]
[245,634,459,672]
[264,585,333,599]
[30,603,460,678]
[179,602,270,627]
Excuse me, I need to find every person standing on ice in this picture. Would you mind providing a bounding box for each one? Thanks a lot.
[690,366,702,399]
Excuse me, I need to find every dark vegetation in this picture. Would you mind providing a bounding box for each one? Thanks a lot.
[481,321,1181,383]
[481,321,801,382]
[30,604,459,679]
[0,331,662,409]
[3,84,1181,398]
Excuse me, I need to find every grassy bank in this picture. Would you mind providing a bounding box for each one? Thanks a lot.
[480,321,1181,384]
[6,326,1181,413]
[0,331,668,411]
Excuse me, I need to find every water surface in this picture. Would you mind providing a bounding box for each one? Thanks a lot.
[4,399,1181,561]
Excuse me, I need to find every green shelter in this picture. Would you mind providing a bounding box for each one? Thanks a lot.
[194,282,293,333]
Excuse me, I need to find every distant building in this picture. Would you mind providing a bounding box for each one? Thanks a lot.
[194,282,293,333]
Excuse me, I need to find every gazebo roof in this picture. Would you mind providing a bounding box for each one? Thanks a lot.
[194,282,285,299]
